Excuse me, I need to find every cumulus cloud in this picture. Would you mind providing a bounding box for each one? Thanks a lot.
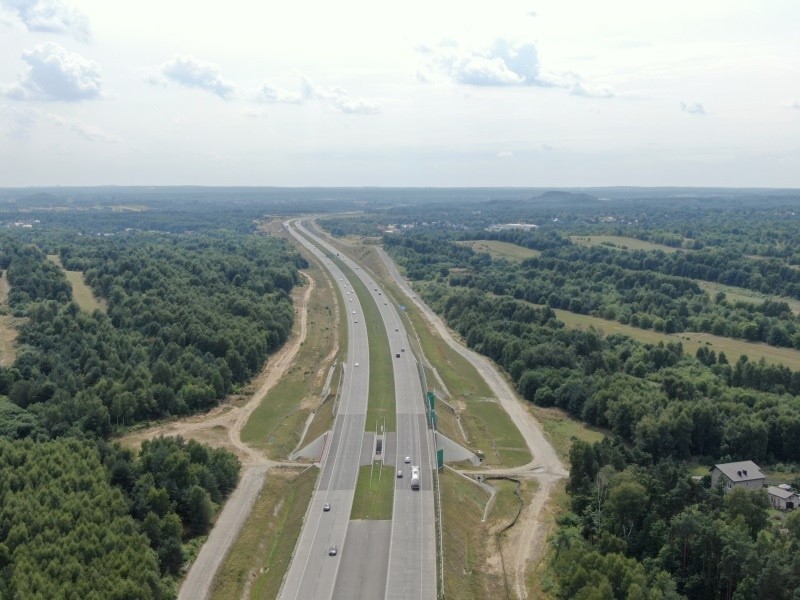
[1,43,102,101]
[681,101,706,115]
[153,55,236,99]
[496,151,514,158]
[257,83,303,104]
[419,38,613,98]
[786,100,800,110]
[300,76,380,114]
[1,0,90,40]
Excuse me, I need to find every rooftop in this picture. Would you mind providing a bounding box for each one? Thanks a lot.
[768,486,796,500]
[713,461,765,482]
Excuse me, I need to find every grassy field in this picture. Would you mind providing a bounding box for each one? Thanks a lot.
[529,406,606,463]
[0,271,20,368]
[209,466,316,600]
[241,256,342,459]
[456,240,541,261]
[570,235,685,253]
[697,280,800,315]
[440,468,505,600]
[350,463,395,520]
[46,255,107,313]
[551,307,800,371]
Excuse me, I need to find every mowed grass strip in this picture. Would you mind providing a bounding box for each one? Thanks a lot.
[551,307,800,371]
[315,238,531,468]
[351,463,394,520]
[241,258,341,459]
[46,254,107,313]
[209,466,317,600]
[456,240,541,261]
[441,468,505,600]
[569,235,686,253]
[324,251,396,432]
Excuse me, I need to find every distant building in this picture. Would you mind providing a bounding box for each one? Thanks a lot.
[767,485,799,510]
[711,461,766,492]
[487,223,539,232]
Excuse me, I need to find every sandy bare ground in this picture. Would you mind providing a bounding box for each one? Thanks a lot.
[123,272,314,466]
[374,246,568,600]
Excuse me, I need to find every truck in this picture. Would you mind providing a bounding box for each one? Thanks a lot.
[410,466,420,490]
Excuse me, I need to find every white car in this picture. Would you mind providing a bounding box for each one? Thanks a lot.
[352,310,356,314]
[397,470,403,478]
[323,502,331,511]
[328,546,338,556]
[355,362,359,367]
[404,456,411,464]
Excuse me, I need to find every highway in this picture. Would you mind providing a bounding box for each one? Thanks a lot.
[279,222,371,600]
[280,220,436,600]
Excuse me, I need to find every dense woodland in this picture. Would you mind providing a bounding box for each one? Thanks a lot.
[0,191,307,598]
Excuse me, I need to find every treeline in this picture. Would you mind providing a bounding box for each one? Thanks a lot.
[385,232,800,350]
[554,438,800,600]
[0,231,305,437]
[418,283,800,463]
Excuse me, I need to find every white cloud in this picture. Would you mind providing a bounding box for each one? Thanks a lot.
[496,151,514,158]
[1,43,103,101]
[300,76,380,114]
[786,100,800,110]
[0,0,90,41]
[420,38,613,98]
[257,83,303,104]
[0,104,117,141]
[154,55,236,99]
[681,101,706,115]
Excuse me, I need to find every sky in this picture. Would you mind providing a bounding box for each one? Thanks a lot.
[0,0,799,187]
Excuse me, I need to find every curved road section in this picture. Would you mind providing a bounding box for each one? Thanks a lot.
[287,220,436,600]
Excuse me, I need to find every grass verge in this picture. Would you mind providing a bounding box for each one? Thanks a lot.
[209,466,317,600]
[315,234,531,468]
[241,254,341,459]
[529,406,606,464]
[440,468,505,599]
[351,463,394,520]
[526,481,568,600]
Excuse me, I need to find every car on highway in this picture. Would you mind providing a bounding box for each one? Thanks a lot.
[395,328,399,331]
[328,546,338,556]
[396,353,400,358]
[355,362,359,367]
[401,347,405,352]
[404,456,411,463]
[352,310,356,314]
[354,319,358,323]
[323,502,331,511]
[397,470,403,478]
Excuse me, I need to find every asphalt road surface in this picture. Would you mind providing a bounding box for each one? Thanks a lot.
[279,222,371,600]
[280,220,436,600]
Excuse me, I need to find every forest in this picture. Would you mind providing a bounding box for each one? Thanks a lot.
[0,192,306,597]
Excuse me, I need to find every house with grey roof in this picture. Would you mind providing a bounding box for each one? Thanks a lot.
[767,485,799,510]
[711,461,766,493]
